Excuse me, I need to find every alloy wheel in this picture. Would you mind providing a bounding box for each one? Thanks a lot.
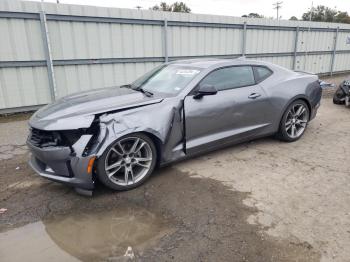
[285,104,308,139]
[104,137,153,186]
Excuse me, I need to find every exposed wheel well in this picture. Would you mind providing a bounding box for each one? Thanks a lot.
[277,98,311,142]
[278,97,312,133]
[297,98,312,118]
[283,97,312,120]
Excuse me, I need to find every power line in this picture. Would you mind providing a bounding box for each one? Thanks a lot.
[273,1,283,20]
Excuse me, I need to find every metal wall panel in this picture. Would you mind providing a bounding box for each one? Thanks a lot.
[296,54,333,73]
[333,53,350,72]
[246,29,295,54]
[0,0,350,112]
[48,21,164,60]
[336,32,350,50]
[0,18,44,61]
[0,66,51,109]
[53,62,162,98]
[168,26,242,56]
[297,30,335,52]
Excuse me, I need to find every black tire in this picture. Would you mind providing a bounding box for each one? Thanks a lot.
[333,87,346,105]
[278,100,310,142]
[97,133,157,191]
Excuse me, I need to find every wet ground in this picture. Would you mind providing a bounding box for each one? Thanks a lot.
[1,205,171,261]
[0,153,320,262]
[0,94,349,261]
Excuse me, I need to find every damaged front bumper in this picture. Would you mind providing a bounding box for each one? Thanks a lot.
[27,133,96,192]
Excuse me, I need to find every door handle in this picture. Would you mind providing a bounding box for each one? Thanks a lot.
[248,93,261,99]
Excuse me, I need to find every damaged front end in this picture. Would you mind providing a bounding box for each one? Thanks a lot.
[27,91,185,195]
[27,121,100,195]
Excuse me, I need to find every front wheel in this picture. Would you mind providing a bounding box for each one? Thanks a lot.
[278,100,310,142]
[97,133,157,191]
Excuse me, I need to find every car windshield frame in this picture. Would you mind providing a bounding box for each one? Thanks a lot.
[129,64,203,96]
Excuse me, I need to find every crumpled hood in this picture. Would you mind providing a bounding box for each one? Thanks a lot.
[29,87,163,130]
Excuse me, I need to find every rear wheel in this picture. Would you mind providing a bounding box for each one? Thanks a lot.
[97,133,157,191]
[278,100,310,142]
[333,87,346,105]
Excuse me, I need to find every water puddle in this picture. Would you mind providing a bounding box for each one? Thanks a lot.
[0,207,172,261]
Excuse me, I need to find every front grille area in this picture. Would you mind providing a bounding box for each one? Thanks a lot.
[30,128,60,148]
[29,128,84,148]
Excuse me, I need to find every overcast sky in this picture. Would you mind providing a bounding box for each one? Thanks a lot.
[27,0,350,20]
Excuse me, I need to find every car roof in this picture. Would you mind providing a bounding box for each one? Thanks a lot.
[168,57,271,69]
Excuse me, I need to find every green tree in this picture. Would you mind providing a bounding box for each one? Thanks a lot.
[289,16,298,21]
[302,5,350,24]
[242,13,264,18]
[172,2,191,13]
[302,5,338,22]
[151,2,172,11]
[336,11,350,24]
[151,2,191,13]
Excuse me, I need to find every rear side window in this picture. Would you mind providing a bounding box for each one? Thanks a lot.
[254,66,273,82]
[201,66,255,91]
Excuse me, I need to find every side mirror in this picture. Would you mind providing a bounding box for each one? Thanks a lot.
[193,84,218,99]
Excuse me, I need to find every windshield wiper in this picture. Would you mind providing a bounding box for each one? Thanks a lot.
[121,84,153,97]
[134,87,154,97]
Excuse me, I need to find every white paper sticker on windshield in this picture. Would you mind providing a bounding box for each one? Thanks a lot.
[176,69,200,76]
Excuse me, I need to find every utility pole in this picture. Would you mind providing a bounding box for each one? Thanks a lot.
[273,1,283,20]
[309,1,314,21]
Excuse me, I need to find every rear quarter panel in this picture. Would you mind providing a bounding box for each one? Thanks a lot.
[260,70,321,131]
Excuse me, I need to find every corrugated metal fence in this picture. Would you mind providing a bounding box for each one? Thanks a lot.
[1,0,350,113]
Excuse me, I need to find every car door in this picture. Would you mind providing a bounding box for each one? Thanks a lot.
[184,65,275,155]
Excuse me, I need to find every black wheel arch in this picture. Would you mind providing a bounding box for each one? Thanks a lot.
[280,95,312,124]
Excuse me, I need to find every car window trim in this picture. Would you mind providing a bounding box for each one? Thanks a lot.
[252,65,273,83]
[188,64,257,96]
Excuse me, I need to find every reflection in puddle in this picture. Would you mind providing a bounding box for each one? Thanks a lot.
[0,208,172,262]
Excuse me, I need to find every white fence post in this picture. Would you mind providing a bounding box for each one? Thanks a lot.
[242,22,247,56]
[39,10,57,101]
[293,26,299,70]
[330,27,339,76]
[163,19,169,62]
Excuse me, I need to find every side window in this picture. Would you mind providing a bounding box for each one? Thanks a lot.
[200,66,255,91]
[254,66,273,82]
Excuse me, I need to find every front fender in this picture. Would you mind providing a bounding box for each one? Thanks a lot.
[93,100,184,161]
[95,121,165,157]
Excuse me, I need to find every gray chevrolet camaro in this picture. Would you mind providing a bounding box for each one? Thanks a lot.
[27,58,322,194]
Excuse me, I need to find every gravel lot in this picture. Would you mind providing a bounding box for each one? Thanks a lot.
[0,94,349,261]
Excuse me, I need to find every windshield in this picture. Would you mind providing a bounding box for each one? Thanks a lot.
[131,64,202,95]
